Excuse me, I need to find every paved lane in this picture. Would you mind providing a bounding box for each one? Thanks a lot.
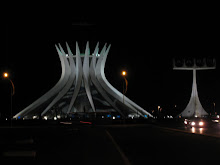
[168,121,220,138]
[107,124,220,164]
[1,122,220,164]
[0,125,126,165]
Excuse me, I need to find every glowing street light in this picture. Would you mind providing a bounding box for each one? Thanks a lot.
[3,72,15,126]
[3,72,9,78]
[121,71,128,105]
[3,72,15,96]
[122,71,127,76]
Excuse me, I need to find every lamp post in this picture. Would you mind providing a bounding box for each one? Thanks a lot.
[213,102,216,115]
[3,72,15,127]
[121,71,128,104]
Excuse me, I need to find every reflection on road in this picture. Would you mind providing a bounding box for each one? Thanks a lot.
[183,123,220,137]
[190,127,203,134]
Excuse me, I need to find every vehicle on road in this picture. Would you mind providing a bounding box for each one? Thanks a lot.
[184,118,207,128]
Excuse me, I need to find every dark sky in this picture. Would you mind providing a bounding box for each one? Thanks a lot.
[1,3,220,116]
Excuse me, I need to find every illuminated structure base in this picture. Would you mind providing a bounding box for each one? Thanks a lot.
[178,69,208,118]
[14,42,152,119]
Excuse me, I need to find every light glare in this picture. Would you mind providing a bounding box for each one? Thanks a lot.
[3,72,8,78]
[122,71,126,76]
[199,121,204,126]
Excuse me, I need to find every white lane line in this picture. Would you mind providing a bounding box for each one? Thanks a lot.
[105,130,132,165]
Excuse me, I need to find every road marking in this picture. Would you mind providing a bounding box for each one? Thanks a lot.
[60,121,72,125]
[105,130,132,165]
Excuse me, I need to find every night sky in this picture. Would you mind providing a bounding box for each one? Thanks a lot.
[1,3,220,117]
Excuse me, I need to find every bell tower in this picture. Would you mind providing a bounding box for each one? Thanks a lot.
[173,57,216,118]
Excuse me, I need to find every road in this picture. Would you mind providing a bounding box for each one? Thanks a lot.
[154,119,220,137]
[181,122,220,138]
[0,123,125,165]
[107,124,220,164]
[1,121,220,164]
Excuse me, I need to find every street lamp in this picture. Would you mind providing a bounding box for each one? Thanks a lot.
[121,71,128,104]
[122,71,126,76]
[3,72,15,96]
[213,102,216,115]
[3,72,15,126]
[4,72,9,78]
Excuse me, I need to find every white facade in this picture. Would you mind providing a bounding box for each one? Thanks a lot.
[173,57,216,118]
[14,42,152,119]
[178,69,208,118]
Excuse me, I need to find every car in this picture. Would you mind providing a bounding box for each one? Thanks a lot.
[210,114,220,122]
[184,118,206,127]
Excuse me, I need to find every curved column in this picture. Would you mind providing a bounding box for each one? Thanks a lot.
[96,45,152,117]
[89,43,125,117]
[67,42,83,113]
[95,45,135,112]
[41,43,75,116]
[13,44,70,118]
[104,47,151,117]
[83,42,96,112]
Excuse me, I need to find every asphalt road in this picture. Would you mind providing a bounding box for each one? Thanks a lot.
[182,122,220,137]
[107,124,220,164]
[1,121,220,164]
[0,123,125,165]
[154,119,220,137]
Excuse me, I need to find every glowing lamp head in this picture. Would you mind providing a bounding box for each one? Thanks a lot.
[3,72,9,78]
[122,71,127,76]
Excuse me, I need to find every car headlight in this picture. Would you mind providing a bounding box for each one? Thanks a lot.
[199,121,204,126]
[191,122,195,126]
